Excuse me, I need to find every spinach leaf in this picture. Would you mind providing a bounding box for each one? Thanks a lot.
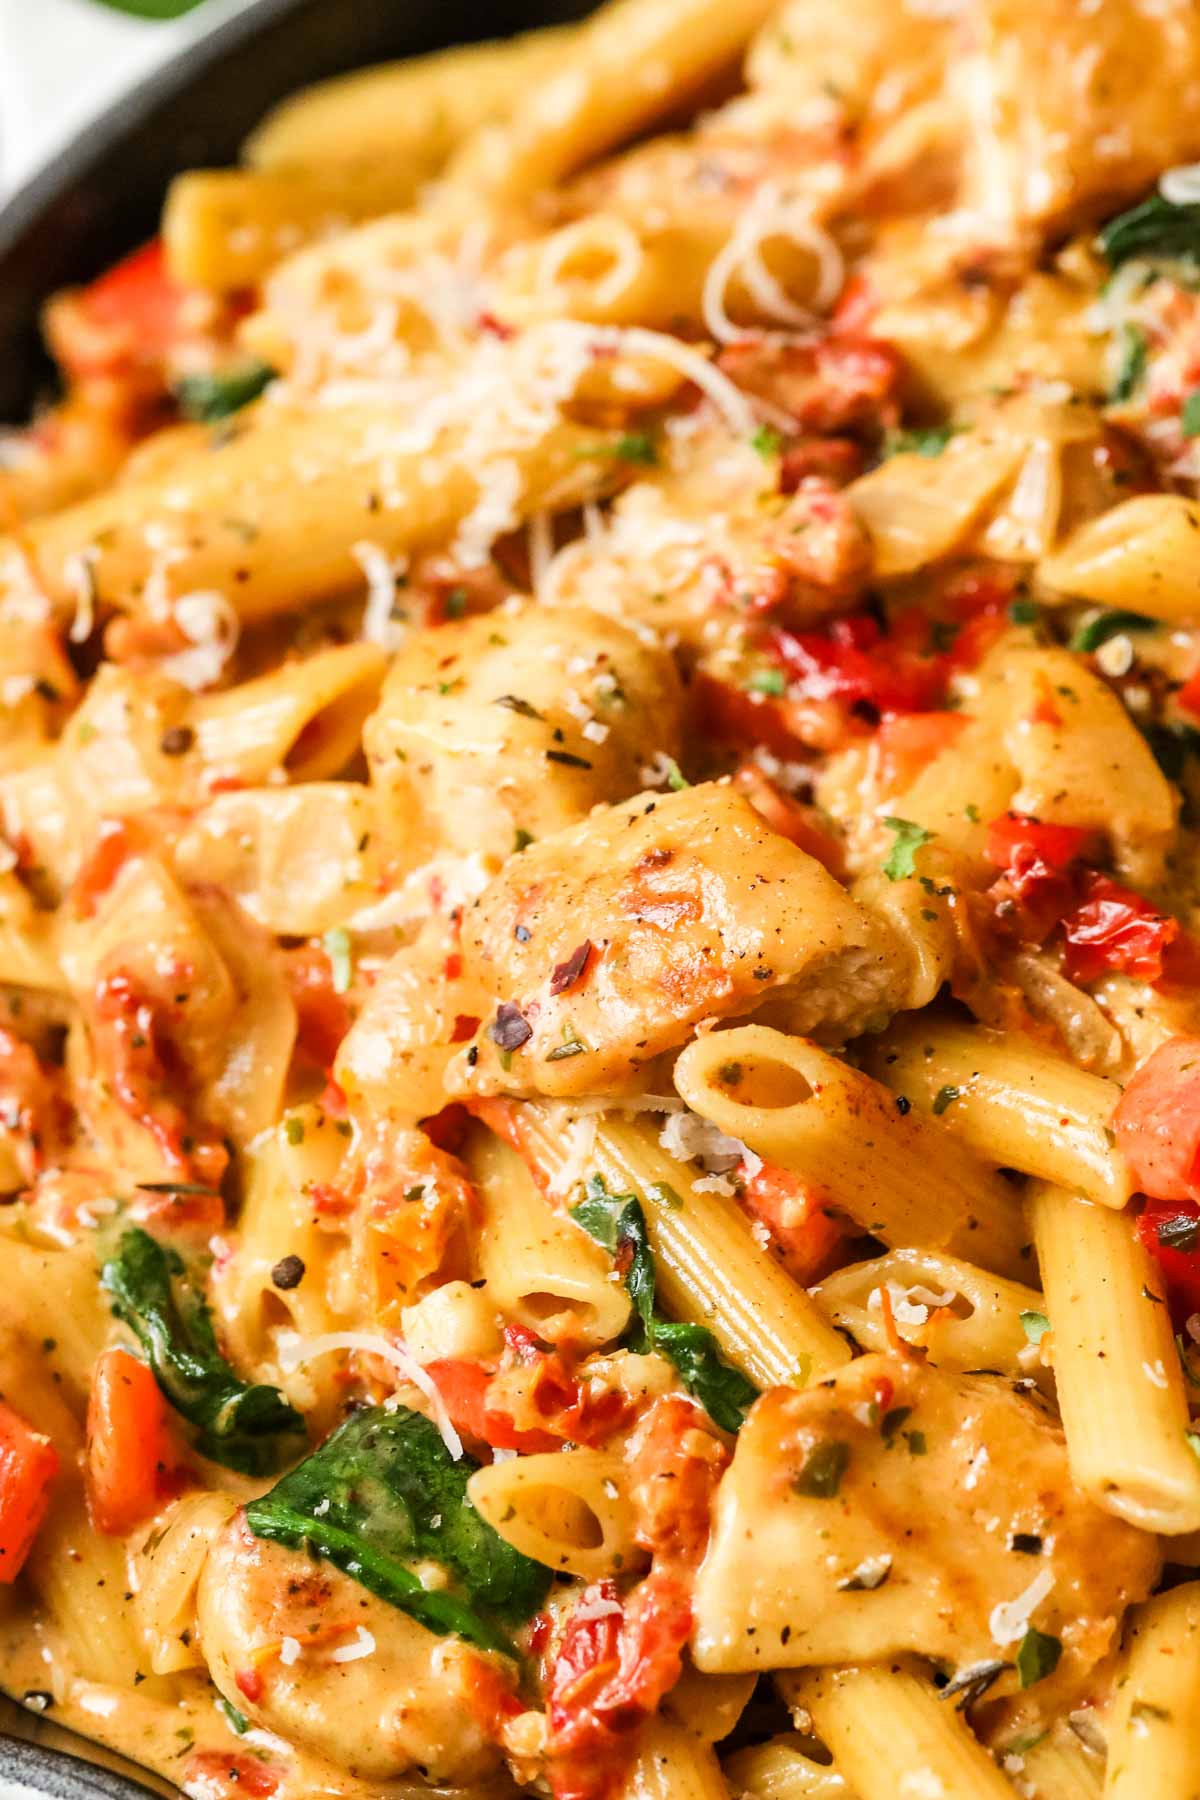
[572,1176,758,1432]
[244,1405,551,1657]
[102,1227,304,1475]
[1099,193,1200,270]
[175,360,275,423]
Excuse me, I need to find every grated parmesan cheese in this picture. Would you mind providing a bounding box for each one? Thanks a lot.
[330,1626,376,1663]
[275,1329,463,1459]
[352,540,409,651]
[701,183,845,345]
[161,591,241,693]
[988,1567,1056,1646]
[279,1636,302,1666]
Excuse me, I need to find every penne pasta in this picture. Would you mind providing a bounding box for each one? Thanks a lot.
[1030,1182,1200,1534]
[863,1014,1132,1208]
[515,1102,852,1387]
[1103,1583,1200,1798]
[674,1025,1031,1278]
[779,1666,1015,1800]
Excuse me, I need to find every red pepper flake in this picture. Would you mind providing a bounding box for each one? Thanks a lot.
[450,1013,481,1043]
[488,1003,533,1052]
[550,941,593,997]
[235,1667,263,1703]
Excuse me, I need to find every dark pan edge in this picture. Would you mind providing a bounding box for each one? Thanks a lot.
[0,1729,163,1798]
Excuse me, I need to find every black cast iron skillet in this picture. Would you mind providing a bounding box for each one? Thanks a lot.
[0,0,588,1788]
[0,0,594,420]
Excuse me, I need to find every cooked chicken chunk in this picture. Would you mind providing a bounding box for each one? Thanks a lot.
[365,602,683,865]
[446,781,903,1099]
[693,1352,1159,1725]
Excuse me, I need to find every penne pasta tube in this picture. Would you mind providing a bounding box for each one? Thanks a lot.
[465,1129,633,1349]
[163,169,401,294]
[1103,1583,1200,1799]
[864,1014,1132,1208]
[723,1735,854,1800]
[674,1025,1031,1279]
[447,0,778,203]
[1018,1728,1103,1799]
[467,1449,636,1580]
[1030,1182,1200,1533]
[623,1718,733,1800]
[244,26,575,182]
[0,392,626,628]
[1040,494,1200,625]
[811,1246,1046,1380]
[779,1666,1015,1800]
[513,1103,851,1387]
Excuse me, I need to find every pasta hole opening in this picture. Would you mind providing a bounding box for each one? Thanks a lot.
[524,1485,606,1550]
[719,1055,812,1110]
[285,689,378,781]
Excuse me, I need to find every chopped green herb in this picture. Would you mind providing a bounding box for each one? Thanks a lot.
[931,1084,960,1116]
[793,1440,851,1498]
[662,756,690,791]
[1015,1628,1062,1688]
[102,1228,304,1475]
[244,1406,550,1657]
[750,424,783,459]
[648,1181,684,1211]
[444,587,468,619]
[883,424,956,459]
[613,432,658,466]
[494,694,545,721]
[284,1116,305,1146]
[904,1429,927,1456]
[176,360,275,423]
[965,803,981,823]
[217,1698,250,1736]
[1186,1429,1200,1463]
[746,668,787,697]
[880,1406,912,1444]
[1009,597,1040,625]
[1069,609,1157,653]
[882,817,934,881]
[1020,1310,1050,1344]
[512,828,534,853]
[323,927,353,995]
[1110,323,1148,403]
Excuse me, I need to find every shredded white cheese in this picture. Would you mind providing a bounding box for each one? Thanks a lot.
[330,1626,376,1663]
[278,1636,302,1667]
[352,540,409,651]
[161,591,241,692]
[275,1329,463,1460]
[701,182,844,344]
[989,1567,1056,1646]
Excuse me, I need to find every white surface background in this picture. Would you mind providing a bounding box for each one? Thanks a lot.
[0,0,258,196]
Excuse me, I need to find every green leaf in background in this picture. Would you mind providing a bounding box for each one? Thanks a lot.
[87,0,211,17]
